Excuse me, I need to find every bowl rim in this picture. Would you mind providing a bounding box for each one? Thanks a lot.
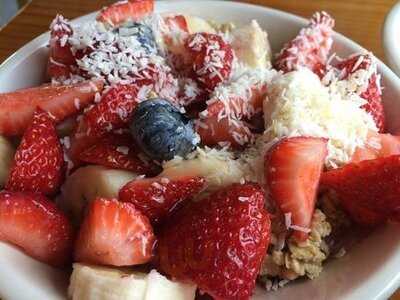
[383,1,400,77]
[1,1,400,299]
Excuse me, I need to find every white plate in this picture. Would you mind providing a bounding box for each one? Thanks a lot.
[1,1,400,299]
[383,1,400,77]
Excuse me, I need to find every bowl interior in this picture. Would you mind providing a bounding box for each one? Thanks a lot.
[1,1,400,300]
[383,2,400,78]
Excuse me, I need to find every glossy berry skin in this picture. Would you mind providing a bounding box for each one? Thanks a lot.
[158,183,271,300]
[118,22,157,54]
[130,98,199,161]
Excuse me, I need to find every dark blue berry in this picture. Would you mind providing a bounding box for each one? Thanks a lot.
[130,98,199,161]
[118,22,157,54]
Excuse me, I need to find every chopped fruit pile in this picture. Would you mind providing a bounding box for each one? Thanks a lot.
[0,2,398,299]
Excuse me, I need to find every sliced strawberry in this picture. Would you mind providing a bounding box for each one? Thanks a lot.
[119,175,206,224]
[265,137,328,241]
[321,155,400,226]
[48,15,76,79]
[78,133,160,176]
[195,116,253,148]
[68,84,140,161]
[97,0,154,27]
[188,33,233,92]
[335,53,385,132]
[352,131,400,162]
[0,80,103,136]
[75,198,156,266]
[275,11,334,76]
[158,183,270,299]
[6,109,65,196]
[163,15,188,32]
[0,191,74,267]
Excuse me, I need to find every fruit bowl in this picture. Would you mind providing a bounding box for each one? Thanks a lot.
[1,1,400,299]
[383,1,400,77]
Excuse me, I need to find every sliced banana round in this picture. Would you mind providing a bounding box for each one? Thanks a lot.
[185,15,216,34]
[69,264,196,300]
[0,136,15,188]
[58,166,137,224]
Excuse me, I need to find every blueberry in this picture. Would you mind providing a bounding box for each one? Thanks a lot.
[118,22,157,54]
[130,98,199,161]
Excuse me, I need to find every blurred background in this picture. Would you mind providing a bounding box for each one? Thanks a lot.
[0,0,30,28]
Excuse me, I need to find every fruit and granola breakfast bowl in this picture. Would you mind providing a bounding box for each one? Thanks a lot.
[1,1,400,299]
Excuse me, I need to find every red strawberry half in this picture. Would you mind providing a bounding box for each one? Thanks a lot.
[119,175,206,224]
[0,80,103,136]
[97,0,154,27]
[158,183,270,299]
[78,133,160,176]
[321,155,400,226]
[0,191,74,267]
[75,198,156,266]
[265,137,328,241]
[275,11,334,76]
[6,109,65,196]
[335,53,385,132]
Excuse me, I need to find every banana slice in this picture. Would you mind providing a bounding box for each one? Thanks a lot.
[145,270,196,300]
[185,15,216,34]
[230,20,272,69]
[58,166,137,224]
[69,264,148,300]
[69,264,196,300]
[161,148,248,192]
[0,136,15,188]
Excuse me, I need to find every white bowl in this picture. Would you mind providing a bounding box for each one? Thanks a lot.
[383,1,400,77]
[1,1,400,299]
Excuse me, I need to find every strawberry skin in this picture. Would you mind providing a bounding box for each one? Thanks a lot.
[0,80,103,136]
[275,11,334,76]
[6,109,65,196]
[75,198,156,266]
[68,84,139,162]
[97,0,154,27]
[321,155,400,226]
[0,191,74,267]
[265,137,328,241]
[119,175,206,224]
[158,183,270,300]
[78,133,160,176]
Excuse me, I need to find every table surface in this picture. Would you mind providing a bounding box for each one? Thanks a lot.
[0,0,400,298]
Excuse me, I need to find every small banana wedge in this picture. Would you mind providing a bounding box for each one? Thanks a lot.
[185,15,216,34]
[69,264,196,300]
[58,165,137,224]
[0,135,15,188]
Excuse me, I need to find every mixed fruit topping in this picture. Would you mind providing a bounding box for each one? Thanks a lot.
[0,0,398,299]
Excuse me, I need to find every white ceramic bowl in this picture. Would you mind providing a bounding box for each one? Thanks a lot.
[383,1,400,77]
[1,1,400,299]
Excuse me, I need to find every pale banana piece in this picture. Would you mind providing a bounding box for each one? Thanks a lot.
[145,270,196,300]
[69,264,148,300]
[230,20,272,69]
[185,15,216,34]
[0,136,15,188]
[161,148,248,192]
[58,165,137,224]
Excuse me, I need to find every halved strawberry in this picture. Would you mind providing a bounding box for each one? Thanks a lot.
[321,155,400,226]
[275,11,334,76]
[0,80,103,136]
[195,116,253,148]
[352,131,400,162]
[158,183,270,299]
[48,15,76,79]
[6,109,65,196]
[97,0,154,27]
[78,133,160,176]
[0,191,74,267]
[119,175,206,224]
[68,84,140,161]
[335,53,385,132]
[265,137,328,241]
[75,198,156,266]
